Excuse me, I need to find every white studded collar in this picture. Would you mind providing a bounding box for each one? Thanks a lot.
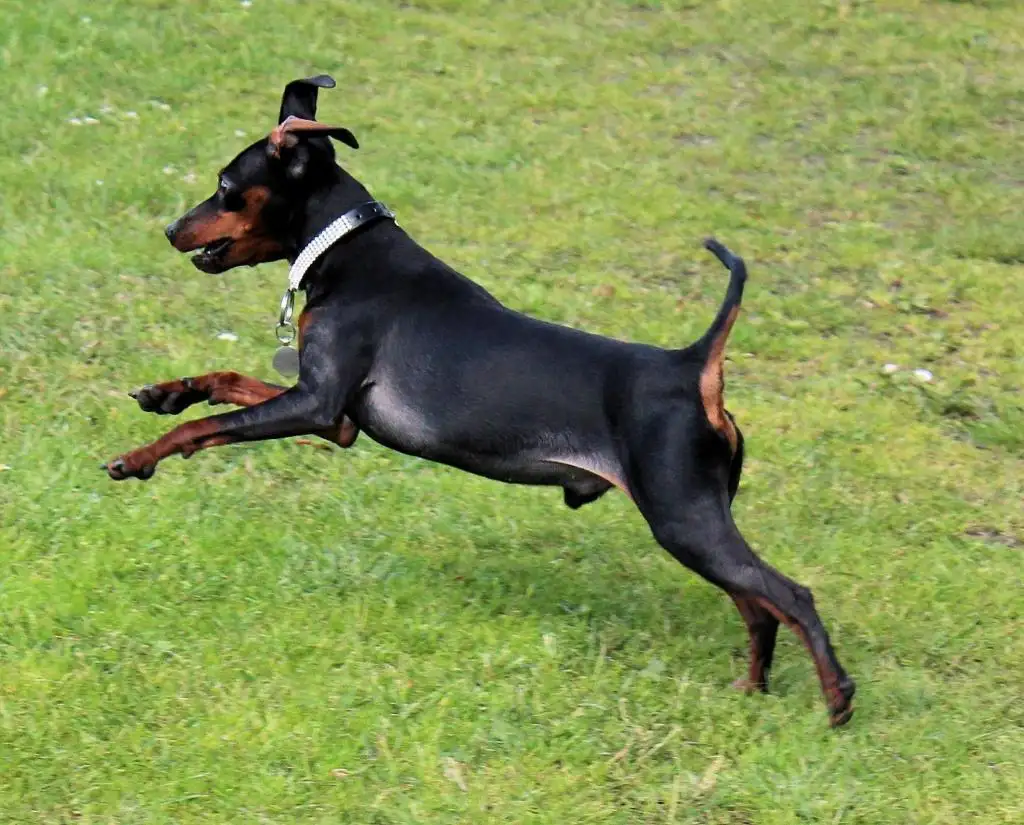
[276,200,395,344]
[288,200,395,292]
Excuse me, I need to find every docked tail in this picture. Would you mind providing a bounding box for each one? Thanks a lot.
[696,238,747,453]
[697,238,747,353]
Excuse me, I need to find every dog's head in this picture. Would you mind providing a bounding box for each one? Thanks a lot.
[164,74,359,273]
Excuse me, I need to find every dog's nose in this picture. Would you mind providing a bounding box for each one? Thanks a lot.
[164,220,179,244]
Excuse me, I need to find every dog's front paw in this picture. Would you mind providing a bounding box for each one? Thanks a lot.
[102,453,157,481]
[129,379,204,415]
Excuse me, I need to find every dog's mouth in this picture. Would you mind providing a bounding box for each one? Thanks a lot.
[191,238,233,273]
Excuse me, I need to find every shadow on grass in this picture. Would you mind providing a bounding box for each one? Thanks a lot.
[282,515,762,672]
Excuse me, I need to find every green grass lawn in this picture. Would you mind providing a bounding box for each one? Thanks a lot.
[2,0,1023,821]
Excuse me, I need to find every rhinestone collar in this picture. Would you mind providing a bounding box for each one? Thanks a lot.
[276,200,394,343]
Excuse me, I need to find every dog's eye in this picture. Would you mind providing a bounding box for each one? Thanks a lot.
[218,179,244,210]
[222,189,245,212]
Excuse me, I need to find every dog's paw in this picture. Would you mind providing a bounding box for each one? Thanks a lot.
[102,455,156,481]
[129,379,202,415]
[827,676,856,728]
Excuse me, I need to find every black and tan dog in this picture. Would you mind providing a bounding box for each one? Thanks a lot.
[103,75,855,726]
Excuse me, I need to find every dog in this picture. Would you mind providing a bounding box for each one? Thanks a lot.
[103,74,855,727]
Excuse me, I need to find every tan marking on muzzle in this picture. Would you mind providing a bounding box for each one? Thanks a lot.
[174,186,273,250]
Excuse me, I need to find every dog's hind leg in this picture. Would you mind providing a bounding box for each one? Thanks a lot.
[626,413,855,727]
[729,594,779,693]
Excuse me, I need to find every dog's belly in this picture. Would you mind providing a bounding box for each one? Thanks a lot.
[350,381,622,492]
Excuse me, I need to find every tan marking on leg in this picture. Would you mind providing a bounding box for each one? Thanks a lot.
[730,594,775,692]
[752,596,848,720]
[147,372,359,448]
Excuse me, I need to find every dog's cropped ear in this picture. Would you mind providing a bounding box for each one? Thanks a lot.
[268,116,359,156]
[267,116,359,179]
[278,74,336,123]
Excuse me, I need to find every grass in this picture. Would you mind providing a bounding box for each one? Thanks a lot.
[1,0,1023,821]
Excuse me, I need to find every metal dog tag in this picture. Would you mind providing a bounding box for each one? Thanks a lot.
[272,346,300,377]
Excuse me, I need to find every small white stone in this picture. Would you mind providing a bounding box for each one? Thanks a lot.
[124,110,139,119]
[182,172,197,183]
[217,332,239,342]
[234,129,247,138]
[882,363,900,374]
[162,165,175,175]
[913,368,933,382]
[95,179,104,186]
[81,16,92,23]
[83,116,100,125]
[67,117,83,126]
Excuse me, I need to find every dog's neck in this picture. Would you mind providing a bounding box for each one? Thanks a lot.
[282,166,400,300]
[287,166,378,262]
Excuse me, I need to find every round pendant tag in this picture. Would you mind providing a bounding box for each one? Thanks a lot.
[272,346,300,377]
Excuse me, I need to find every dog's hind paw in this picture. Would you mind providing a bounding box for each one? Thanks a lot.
[103,455,156,481]
[827,676,857,728]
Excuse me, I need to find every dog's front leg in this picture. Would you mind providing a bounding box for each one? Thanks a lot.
[104,320,369,479]
[131,371,359,448]
[131,372,287,415]
[104,383,358,480]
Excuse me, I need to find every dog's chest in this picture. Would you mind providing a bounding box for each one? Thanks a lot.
[354,377,437,454]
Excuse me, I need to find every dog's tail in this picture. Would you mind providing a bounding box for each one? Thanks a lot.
[694,238,746,453]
